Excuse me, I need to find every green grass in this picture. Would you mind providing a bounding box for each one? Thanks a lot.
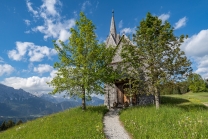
[164,92,208,104]
[0,106,108,139]
[120,93,208,139]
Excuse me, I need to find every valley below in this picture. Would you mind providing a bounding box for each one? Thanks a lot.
[0,83,104,124]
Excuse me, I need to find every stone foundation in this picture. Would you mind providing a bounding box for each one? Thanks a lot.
[137,94,155,105]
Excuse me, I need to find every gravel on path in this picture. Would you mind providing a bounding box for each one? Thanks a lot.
[103,108,131,139]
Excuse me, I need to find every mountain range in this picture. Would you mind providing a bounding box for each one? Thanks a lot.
[0,84,104,123]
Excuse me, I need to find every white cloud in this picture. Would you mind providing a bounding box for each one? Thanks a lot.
[1,76,52,94]
[8,42,30,61]
[24,19,31,26]
[58,29,71,42]
[181,29,208,57]
[26,0,38,16]
[0,57,4,62]
[34,64,53,74]
[158,13,170,23]
[50,69,58,78]
[181,29,208,78]
[1,69,58,94]
[26,0,75,42]
[195,56,208,79]
[8,41,57,62]
[33,18,75,41]
[118,20,123,29]
[0,64,15,76]
[41,0,61,16]
[120,27,136,34]
[81,1,91,11]
[28,45,57,62]
[174,17,187,30]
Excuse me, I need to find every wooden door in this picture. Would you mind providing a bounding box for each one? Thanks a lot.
[116,84,124,104]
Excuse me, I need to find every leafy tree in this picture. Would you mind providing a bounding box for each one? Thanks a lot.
[160,81,189,95]
[188,73,207,92]
[48,12,116,110]
[121,12,192,108]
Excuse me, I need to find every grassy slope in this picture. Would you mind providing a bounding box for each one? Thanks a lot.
[120,92,208,139]
[164,92,208,104]
[0,106,108,139]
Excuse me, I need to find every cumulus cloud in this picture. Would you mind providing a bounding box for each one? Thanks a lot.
[50,69,58,78]
[0,64,15,76]
[81,1,91,11]
[26,0,38,16]
[181,29,208,78]
[174,17,187,30]
[118,20,123,29]
[195,56,208,79]
[24,19,31,26]
[34,64,53,74]
[181,29,208,57]
[158,13,170,23]
[120,27,136,34]
[1,69,58,94]
[1,76,52,94]
[41,0,61,16]
[26,0,75,42]
[8,41,57,62]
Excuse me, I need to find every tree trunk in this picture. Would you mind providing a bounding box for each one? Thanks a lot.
[82,88,86,110]
[154,87,160,109]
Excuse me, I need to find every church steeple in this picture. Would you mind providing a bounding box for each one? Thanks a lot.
[110,10,117,40]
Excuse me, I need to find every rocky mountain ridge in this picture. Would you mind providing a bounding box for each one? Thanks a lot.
[0,84,104,118]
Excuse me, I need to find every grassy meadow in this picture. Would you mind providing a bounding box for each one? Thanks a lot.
[1,92,208,139]
[0,106,108,139]
[120,92,208,139]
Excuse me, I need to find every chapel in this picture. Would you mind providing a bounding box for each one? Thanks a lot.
[104,11,154,107]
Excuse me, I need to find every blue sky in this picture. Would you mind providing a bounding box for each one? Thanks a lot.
[0,0,208,95]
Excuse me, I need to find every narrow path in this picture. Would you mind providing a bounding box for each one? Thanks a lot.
[203,103,208,107]
[103,108,131,139]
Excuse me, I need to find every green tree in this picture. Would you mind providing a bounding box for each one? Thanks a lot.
[188,73,207,92]
[121,12,192,109]
[48,12,116,110]
[16,120,23,125]
[5,120,15,128]
[160,81,189,95]
[0,121,7,131]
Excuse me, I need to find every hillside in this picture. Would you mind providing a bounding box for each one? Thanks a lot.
[120,92,208,138]
[0,106,108,139]
[0,83,104,123]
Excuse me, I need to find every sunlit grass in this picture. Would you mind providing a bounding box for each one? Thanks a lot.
[120,95,208,139]
[164,92,208,103]
[0,106,108,139]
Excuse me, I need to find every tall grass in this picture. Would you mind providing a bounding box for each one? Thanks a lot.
[120,96,208,139]
[0,106,108,139]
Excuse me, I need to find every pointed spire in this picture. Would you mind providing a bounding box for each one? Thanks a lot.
[110,10,117,40]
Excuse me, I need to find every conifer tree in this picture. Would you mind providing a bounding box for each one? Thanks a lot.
[16,120,23,125]
[0,121,7,131]
[6,120,15,128]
